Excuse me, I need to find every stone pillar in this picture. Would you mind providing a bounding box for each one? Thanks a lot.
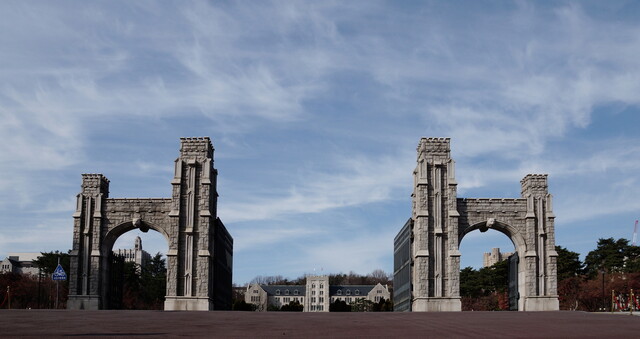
[164,137,218,311]
[411,138,461,311]
[446,158,461,299]
[67,174,109,310]
[520,174,559,311]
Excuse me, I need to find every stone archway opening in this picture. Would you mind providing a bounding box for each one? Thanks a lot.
[459,227,518,311]
[108,225,169,309]
[112,229,169,261]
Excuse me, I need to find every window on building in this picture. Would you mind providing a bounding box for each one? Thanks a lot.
[320,284,324,288]
[355,290,360,295]
[311,297,316,303]
[285,289,289,295]
[346,290,351,295]
[319,297,324,302]
[319,290,323,295]
[276,290,280,295]
[377,290,382,293]
[294,290,299,295]
[312,290,316,295]
[337,290,342,296]
[312,284,316,288]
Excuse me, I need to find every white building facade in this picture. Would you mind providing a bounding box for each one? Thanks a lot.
[0,253,42,275]
[113,236,151,268]
[245,275,391,312]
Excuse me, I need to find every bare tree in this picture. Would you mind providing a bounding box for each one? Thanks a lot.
[251,275,300,285]
[368,269,390,284]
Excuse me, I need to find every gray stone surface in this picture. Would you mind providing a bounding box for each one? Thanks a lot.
[68,137,233,310]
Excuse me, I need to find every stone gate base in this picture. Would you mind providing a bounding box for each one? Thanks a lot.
[523,296,559,311]
[67,295,101,310]
[412,297,462,312]
[164,296,214,311]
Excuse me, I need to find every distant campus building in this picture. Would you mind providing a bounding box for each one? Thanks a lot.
[0,253,41,275]
[483,248,514,268]
[245,275,390,312]
[113,236,151,268]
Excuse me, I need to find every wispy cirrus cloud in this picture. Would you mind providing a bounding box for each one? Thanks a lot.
[220,151,413,223]
[300,229,397,275]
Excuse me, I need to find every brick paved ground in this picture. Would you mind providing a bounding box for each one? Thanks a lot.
[1,310,638,338]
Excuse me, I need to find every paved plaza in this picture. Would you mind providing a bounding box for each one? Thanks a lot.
[1,310,638,338]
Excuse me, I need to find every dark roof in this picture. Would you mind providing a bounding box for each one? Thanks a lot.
[329,285,376,297]
[3,258,20,266]
[261,285,306,296]
[259,284,383,297]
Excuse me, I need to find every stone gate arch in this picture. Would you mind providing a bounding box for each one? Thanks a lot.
[67,137,233,311]
[459,220,525,256]
[103,220,172,253]
[393,138,559,312]
[459,220,525,310]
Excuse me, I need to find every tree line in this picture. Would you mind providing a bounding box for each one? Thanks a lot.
[459,238,640,311]
[248,269,392,287]
[557,238,640,311]
[121,253,167,310]
[0,250,166,310]
[5,237,637,312]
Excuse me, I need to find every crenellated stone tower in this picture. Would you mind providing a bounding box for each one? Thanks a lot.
[519,174,559,308]
[411,138,462,311]
[69,174,110,309]
[68,137,233,311]
[394,137,558,311]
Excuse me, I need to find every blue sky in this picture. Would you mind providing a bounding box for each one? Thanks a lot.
[1,1,640,285]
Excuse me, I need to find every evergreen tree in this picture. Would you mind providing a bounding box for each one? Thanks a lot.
[555,246,584,280]
[33,251,70,275]
[329,299,351,312]
[584,238,629,276]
